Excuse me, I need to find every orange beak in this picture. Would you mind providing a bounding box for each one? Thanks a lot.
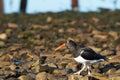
[55,43,66,51]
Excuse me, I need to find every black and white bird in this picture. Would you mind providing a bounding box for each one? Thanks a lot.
[55,39,106,75]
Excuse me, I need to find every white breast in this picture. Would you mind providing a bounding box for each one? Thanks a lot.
[74,55,88,63]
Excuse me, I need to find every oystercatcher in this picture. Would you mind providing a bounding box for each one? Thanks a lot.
[55,39,106,75]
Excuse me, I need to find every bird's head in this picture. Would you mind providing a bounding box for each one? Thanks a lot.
[55,39,77,51]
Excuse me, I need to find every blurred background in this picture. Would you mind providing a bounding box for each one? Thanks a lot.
[0,0,120,14]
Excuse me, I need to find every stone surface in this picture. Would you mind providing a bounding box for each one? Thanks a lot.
[18,75,30,80]
[0,41,5,47]
[53,69,67,76]
[0,33,7,40]
[8,23,18,28]
[36,72,55,80]
[9,64,16,70]
[106,68,116,74]
[68,74,88,80]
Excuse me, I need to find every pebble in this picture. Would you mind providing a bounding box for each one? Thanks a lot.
[8,23,18,28]
[0,41,5,47]
[66,28,77,34]
[18,75,30,80]
[53,69,67,76]
[108,31,119,40]
[106,68,116,74]
[47,63,57,68]
[9,64,16,70]
[68,74,86,80]
[58,28,65,33]
[36,72,55,80]
[0,33,7,40]
[46,16,52,23]
[66,63,77,71]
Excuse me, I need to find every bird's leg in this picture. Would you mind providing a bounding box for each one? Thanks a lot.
[87,64,91,75]
[74,63,86,75]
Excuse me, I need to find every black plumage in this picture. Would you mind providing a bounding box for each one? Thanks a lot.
[66,39,105,60]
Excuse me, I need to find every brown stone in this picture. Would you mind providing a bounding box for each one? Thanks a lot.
[0,41,5,47]
[53,69,67,76]
[106,68,116,74]
[111,76,120,80]
[32,24,51,30]
[109,31,119,40]
[0,33,7,40]
[0,61,11,67]
[18,75,30,80]
[36,72,55,80]
[68,74,87,80]
[46,16,52,23]
[66,28,77,34]
[47,63,57,68]
[58,28,65,33]
[9,64,16,70]
[66,63,77,71]
[8,23,18,28]
[93,34,108,42]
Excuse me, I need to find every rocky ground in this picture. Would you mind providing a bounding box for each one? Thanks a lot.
[0,10,120,80]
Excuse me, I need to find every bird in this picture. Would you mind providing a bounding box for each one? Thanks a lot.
[55,39,106,75]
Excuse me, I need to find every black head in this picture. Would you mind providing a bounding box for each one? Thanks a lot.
[66,40,78,51]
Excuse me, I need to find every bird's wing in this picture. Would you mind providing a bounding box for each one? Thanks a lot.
[80,47,104,60]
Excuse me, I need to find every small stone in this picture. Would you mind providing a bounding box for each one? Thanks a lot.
[36,72,47,80]
[68,74,86,80]
[66,63,77,71]
[109,76,120,80]
[0,41,5,47]
[106,68,116,74]
[36,72,54,80]
[56,76,68,80]
[92,30,101,35]
[32,24,51,30]
[10,71,16,76]
[116,44,120,51]
[66,28,77,34]
[0,61,11,67]
[53,69,67,76]
[102,44,108,49]
[5,29,12,34]
[109,31,119,40]
[9,64,16,70]
[0,33,7,40]
[93,34,108,42]
[2,54,13,61]
[58,28,65,33]
[8,23,18,28]
[47,63,57,68]
[91,17,100,23]
[70,21,76,25]
[18,75,30,80]
[46,16,52,23]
